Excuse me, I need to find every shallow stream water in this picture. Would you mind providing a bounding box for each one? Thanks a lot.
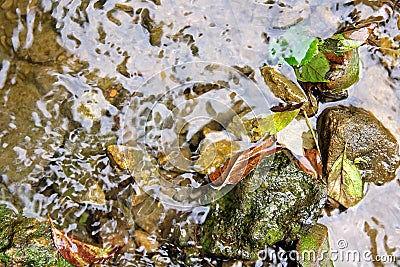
[0,0,399,266]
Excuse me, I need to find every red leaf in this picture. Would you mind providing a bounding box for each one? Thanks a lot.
[297,148,323,179]
[209,136,280,186]
[49,217,119,267]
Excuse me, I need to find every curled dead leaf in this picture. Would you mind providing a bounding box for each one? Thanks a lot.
[209,136,280,187]
[305,148,323,177]
[49,216,119,267]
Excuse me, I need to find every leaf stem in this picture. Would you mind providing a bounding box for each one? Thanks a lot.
[302,109,321,155]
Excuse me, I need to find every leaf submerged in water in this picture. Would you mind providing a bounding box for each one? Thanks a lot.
[326,148,363,208]
[50,217,119,267]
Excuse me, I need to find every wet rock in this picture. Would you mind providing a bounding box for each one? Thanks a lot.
[200,150,326,260]
[195,128,240,174]
[260,66,318,116]
[317,105,400,185]
[134,230,160,252]
[308,49,360,102]
[0,205,72,266]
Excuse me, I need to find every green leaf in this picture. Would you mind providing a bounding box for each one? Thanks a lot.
[284,56,299,66]
[296,224,335,267]
[284,38,320,67]
[300,38,320,66]
[294,52,330,82]
[327,148,363,208]
[320,34,364,53]
[258,109,300,135]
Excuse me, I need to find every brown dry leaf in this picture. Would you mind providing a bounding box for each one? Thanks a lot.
[209,136,279,186]
[305,148,323,177]
[298,156,318,179]
[50,217,119,267]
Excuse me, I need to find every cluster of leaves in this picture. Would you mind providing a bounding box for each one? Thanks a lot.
[209,109,300,187]
[284,34,364,83]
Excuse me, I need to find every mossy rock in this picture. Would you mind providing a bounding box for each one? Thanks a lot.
[0,204,72,267]
[200,150,326,260]
[0,205,17,251]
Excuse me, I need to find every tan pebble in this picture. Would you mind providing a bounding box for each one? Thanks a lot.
[1,36,8,49]
[6,10,17,20]
[134,230,159,252]
[57,55,67,61]
[1,0,13,10]
[109,89,117,97]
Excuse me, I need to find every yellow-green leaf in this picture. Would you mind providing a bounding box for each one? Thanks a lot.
[327,148,363,208]
[258,109,300,135]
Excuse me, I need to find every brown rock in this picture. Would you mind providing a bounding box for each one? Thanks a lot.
[317,105,399,185]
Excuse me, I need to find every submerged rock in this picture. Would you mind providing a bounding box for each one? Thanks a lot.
[200,150,326,260]
[317,105,400,185]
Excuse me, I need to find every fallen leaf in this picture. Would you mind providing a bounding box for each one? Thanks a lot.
[270,102,303,112]
[209,136,280,186]
[304,148,323,177]
[298,156,318,179]
[50,217,119,267]
[258,109,301,135]
[294,52,330,83]
[326,148,363,208]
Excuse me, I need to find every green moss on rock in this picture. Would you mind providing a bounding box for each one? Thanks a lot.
[201,150,326,260]
[0,205,17,251]
[0,204,73,267]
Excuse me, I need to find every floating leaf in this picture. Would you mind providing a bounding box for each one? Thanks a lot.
[296,224,334,267]
[227,109,300,142]
[294,52,330,83]
[209,136,279,187]
[326,148,363,208]
[50,217,119,267]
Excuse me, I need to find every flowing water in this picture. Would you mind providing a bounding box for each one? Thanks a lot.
[0,0,399,266]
